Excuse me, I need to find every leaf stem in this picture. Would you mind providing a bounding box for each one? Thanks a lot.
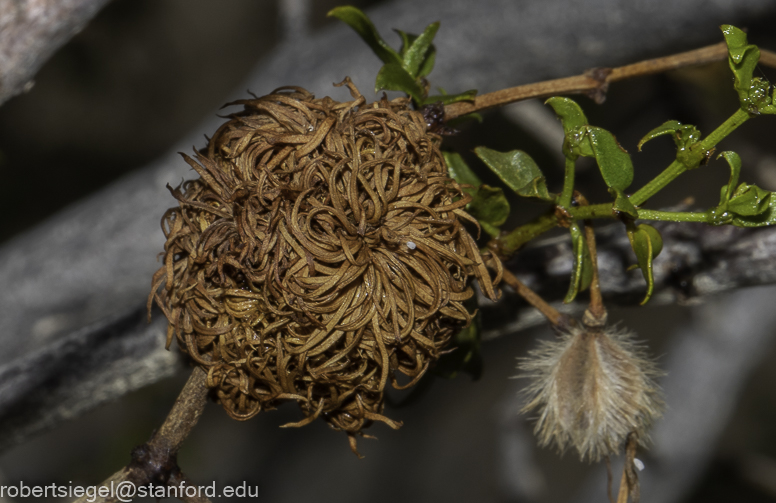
[501,269,565,326]
[699,107,750,150]
[559,157,576,208]
[630,160,685,207]
[490,211,558,255]
[570,203,617,220]
[576,193,607,325]
[636,209,711,223]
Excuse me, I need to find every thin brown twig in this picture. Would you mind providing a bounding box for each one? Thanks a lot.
[501,269,565,327]
[616,433,641,503]
[582,221,606,324]
[148,367,209,450]
[444,42,776,119]
[575,193,607,325]
[616,467,630,503]
[74,367,211,503]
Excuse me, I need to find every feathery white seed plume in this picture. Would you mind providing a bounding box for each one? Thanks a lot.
[518,324,664,462]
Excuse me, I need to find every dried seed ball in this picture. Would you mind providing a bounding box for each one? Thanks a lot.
[150,80,500,450]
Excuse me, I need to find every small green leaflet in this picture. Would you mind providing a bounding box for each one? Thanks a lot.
[546,97,633,191]
[444,151,481,191]
[545,97,588,135]
[609,188,638,219]
[722,25,760,105]
[715,151,772,222]
[443,152,510,237]
[469,186,510,238]
[730,194,776,227]
[328,6,401,65]
[637,120,700,151]
[331,7,477,106]
[717,151,741,205]
[564,222,594,303]
[374,63,425,103]
[627,224,663,305]
[585,127,634,191]
[638,120,704,170]
[727,183,771,217]
[721,25,776,114]
[396,22,439,78]
[473,147,554,201]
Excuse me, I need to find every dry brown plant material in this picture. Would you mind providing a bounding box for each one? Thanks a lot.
[518,324,663,462]
[149,79,499,451]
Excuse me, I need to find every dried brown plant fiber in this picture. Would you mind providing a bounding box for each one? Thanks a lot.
[149,79,500,451]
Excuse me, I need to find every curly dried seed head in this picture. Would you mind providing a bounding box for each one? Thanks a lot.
[149,79,500,451]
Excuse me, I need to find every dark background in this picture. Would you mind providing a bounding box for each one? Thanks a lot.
[1,1,776,502]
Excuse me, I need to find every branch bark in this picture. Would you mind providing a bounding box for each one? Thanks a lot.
[73,367,211,503]
[0,0,111,106]
[481,220,776,339]
[444,43,776,118]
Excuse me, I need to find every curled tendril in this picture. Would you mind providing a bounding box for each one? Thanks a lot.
[149,79,500,452]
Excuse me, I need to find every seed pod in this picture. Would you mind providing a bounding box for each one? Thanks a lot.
[149,79,500,449]
[518,324,663,461]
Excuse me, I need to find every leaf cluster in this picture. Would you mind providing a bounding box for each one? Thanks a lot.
[333,9,776,376]
[328,6,476,107]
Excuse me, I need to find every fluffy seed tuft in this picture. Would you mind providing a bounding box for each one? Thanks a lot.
[518,324,663,462]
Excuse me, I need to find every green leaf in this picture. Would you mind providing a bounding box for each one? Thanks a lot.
[469,185,511,236]
[402,22,439,78]
[393,29,414,55]
[394,29,436,77]
[638,120,701,151]
[328,6,401,65]
[474,147,554,201]
[422,89,477,106]
[722,25,758,93]
[722,24,753,64]
[375,63,425,103]
[717,151,741,204]
[626,224,663,305]
[545,97,588,134]
[564,222,594,303]
[479,221,501,238]
[721,25,775,113]
[727,183,771,216]
[443,151,480,193]
[731,193,776,227]
[609,187,639,219]
[638,120,705,170]
[586,127,634,191]
[418,48,436,78]
[443,152,509,237]
[637,120,684,151]
[546,97,633,188]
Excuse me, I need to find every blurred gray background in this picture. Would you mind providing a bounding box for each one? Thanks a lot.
[2,0,776,502]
